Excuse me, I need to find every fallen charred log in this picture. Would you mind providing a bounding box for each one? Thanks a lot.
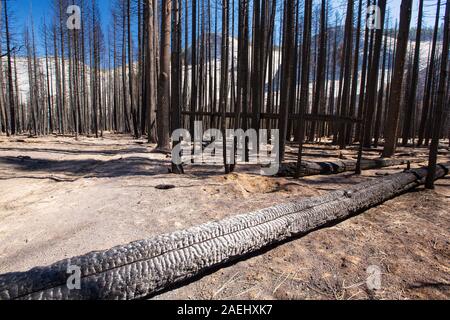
[277,158,422,177]
[0,164,448,300]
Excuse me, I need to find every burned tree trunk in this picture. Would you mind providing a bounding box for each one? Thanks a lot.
[309,0,327,142]
[1,164,448,300]
[128,0,139,138]
[279,157,422,178]
[362,0,386,148]
[145,0,157,143]
[373,28,389,147]
[382,0,413,158]
[3,0,15,135]
[190,0,197,137]
[347,0,363,144]
[417,0,441,146]
[220,0,230,173]
[279,0,297,162]
[401,0,424,146]
[425,0,450,189]
[156,0,172,152]
[337,0,354,149]
[294,0,312,176]
[171,0,184,174]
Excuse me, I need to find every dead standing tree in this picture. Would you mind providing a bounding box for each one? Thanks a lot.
[362,0,387,148]
[426,0,450,189]
[171,0,184,174]
[144,0,158,143]
[279,0,298,163]
[295,0,312,177]
[220,0,230,173]
[417,0,441,147]
[156,0,171,152]
[382,0,412,158]
[336,0,354,149]
[127,0,139,138]
[401,0,424,146]
[3,0,15,135]
[309,0,327,143]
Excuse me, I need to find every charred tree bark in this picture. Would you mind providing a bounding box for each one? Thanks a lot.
[145,0,157,143]
[279,0,297,162]
[156,0,171,152]
[425,0,449,189]
[220,0,230,173]
[373,28,388,147]
[346,0,363,144]
[354,1,371,142]
[171,0,184,174]
[401,0,423,146]
[279,157,422,178]
[190,0,198,137]
[3,0,15,135]
[337,0,354,149]
[309,0,327,142]
[417,0,441,146]
[294,0,312,176]
[382,0,412,158]
[362,0,387,148]
[1,164,448,300]
[58,0,67,135]
[127,0,137,138]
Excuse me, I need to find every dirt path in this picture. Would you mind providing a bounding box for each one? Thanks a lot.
[0,134,448,300]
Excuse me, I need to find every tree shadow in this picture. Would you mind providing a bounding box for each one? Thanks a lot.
[0,156,171,179]
[0,146,149,157]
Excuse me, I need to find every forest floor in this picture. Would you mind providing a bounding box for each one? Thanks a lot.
[0,133,449,300]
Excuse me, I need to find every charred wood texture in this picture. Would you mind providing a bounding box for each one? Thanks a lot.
[0,164,448,300]
[278,158,422,177]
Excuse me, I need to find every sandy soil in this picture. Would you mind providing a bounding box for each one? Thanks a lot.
[0,134,448,300]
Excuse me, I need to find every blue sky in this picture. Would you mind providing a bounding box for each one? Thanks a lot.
[12,0,112,30]
[7,0,444,53]
[11,0,442,28]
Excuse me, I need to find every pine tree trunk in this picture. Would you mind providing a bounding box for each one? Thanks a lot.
[362,0,386,147]
[220,0,230,173]
[279,0,298,163]
[309,0,327,142]
[171,0,184,174]
[425,0,450,189]
[295,0,311,176]
[3,0,15,135]
[401,0,424,146]
[417,0,441,147]
[382,0,413,158]
[156,0,171,152]
[337,1,354,149]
